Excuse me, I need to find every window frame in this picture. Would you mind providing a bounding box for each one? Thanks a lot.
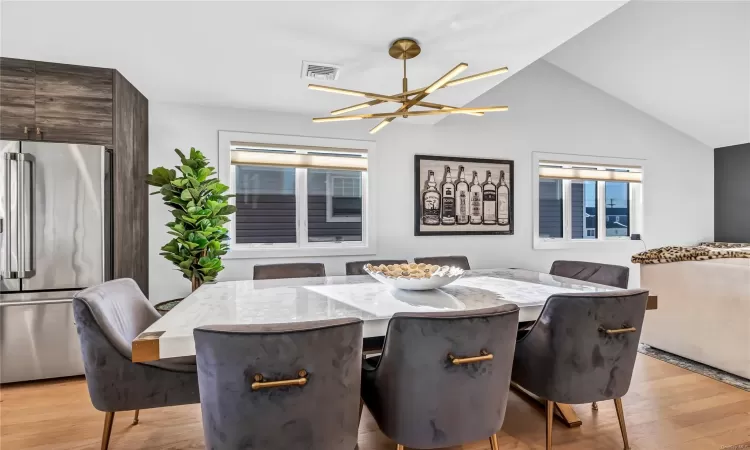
[532,152,644,250]
[325,172,363,223]
[218,131,376,259]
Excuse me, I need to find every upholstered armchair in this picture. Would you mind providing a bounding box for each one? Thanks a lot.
[194,318,363,450]
[345,259,408,276]
[511,290,648,449]
[361,305,519,450]
[550,260,630,289]
[413,255,471,270]
[253,262,326,280]
[72,279,200,450]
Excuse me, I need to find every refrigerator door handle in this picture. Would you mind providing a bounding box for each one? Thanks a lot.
[3,153,19,279]
[16,152,36,279]
[0,298,73,307]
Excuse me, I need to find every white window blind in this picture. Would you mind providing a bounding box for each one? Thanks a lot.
[539,162,642,183]
[231,142,368,171]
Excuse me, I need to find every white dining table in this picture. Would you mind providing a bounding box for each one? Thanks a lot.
[132,268,622,363]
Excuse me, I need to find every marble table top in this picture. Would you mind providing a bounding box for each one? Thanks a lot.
[132,268,619,362]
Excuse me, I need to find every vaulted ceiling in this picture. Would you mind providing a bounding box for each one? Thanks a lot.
[0,1,626,124]
[545,0,750,149]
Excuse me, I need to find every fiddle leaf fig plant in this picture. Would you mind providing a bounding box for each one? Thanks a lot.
[146,148,235,291]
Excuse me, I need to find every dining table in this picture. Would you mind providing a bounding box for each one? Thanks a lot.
[132,268,657,428]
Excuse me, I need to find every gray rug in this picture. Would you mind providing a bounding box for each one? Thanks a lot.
[638,344,750,392]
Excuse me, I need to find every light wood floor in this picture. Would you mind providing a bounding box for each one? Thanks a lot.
[1,354,748,450]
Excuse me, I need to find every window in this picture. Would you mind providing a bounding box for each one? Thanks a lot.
[533,154,642,249]
[219,132,374,257]
[324,171,362,224]
[571,180,597,240]
[539,178,563,238]
[604,181,629,237]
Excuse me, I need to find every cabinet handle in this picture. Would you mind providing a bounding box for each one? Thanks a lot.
[24,126,30,139]
[35,127,42,139]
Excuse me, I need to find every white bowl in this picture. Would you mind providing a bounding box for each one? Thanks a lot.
[363,265,465,291]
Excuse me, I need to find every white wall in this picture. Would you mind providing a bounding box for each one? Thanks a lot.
[149,60,713,303]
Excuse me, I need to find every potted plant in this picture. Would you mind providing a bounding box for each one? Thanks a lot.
[146,148,235,313]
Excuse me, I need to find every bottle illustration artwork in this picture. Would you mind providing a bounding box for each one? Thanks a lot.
[440,166,456,225]
[455,165,470,225]
[497,169,510,226]
[422,170,441,225]
[469,170,483,225]
[482,170,497,224]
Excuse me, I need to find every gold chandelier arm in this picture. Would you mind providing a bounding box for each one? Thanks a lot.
[397,66,509,97]
[445,67,509,87]
[370,118,394,134]
[308,84,407,103]
[423,63,468,94]
[332,98,484,117]
[331,100,383,115]
[314,106,508,122]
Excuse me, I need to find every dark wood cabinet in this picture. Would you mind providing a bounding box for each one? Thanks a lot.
[112,72,149,293]
[34,62,113,145]
[0,57,149,295]
[0,58,36,140]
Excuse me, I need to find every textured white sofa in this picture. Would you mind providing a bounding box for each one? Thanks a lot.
[640,259,750,379]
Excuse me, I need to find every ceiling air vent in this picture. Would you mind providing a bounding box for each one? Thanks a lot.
[301,61,340,81]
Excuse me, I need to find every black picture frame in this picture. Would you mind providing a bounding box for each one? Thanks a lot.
[414,154,514,236]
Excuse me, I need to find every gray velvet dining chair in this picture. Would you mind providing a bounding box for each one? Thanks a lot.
[360,305,519,450]
[549,260,630,289]
[548,261,633,414]
[413,255,471,270]
[511,289,648,450]
[194,318,363,450]
[345,259,408,276]
[72,278,200,450]
[253,262,326,280]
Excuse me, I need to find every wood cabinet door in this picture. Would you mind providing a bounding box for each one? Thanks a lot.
[34,62,113,145]
[0,58,36,140]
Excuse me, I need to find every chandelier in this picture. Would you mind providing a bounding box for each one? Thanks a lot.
[309,38,509,134]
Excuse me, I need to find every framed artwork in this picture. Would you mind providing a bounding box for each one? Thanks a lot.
[414,154,514,236]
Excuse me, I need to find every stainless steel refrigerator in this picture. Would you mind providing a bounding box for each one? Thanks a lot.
[1,140,111,383]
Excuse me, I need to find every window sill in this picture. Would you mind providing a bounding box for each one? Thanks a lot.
[225,244,376,260]
[534,238,640,250]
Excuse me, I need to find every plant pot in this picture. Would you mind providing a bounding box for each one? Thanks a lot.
[154,298,184,315]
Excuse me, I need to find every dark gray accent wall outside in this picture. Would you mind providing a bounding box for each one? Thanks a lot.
[715,143,750,243]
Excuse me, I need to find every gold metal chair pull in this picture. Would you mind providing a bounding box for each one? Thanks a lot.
[251,370,308,390]
[599,326,637,335]
[448,349,493,365]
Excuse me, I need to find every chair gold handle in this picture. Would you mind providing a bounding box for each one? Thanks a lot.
[600,326,637,335]
[251,370,308,391]
[448,350,493,365]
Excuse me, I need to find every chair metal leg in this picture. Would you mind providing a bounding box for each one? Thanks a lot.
[592,402,598,411]
[132,409,140,425]
[614,398,630,450]
[101,412,115,450]
[489,434,500,450]
[546,400,554,450]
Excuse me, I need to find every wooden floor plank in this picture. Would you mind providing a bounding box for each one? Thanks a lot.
[1,354,748,450]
